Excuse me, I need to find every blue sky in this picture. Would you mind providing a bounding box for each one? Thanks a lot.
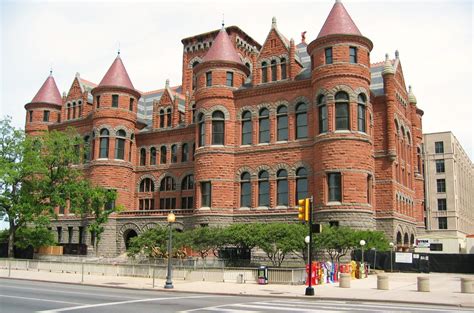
[1,0,472,158]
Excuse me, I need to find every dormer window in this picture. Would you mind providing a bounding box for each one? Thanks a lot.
[349,47,357,63]
[112,95,119,108]
[226,72,233,87]
[43,110,50,122]
[261,62,268,83]
[325,47,333,64]
[271,60,277,81]
[96,96,100,108]
[29,110,33,122]
[280,58,287,79]
[206,71,212,87]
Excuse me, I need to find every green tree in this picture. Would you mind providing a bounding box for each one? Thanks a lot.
[127,227,169,259]
[313,226,358,263]
[222,223,260,250]
[182,227,224,260]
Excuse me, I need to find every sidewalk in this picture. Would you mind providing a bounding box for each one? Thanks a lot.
[1,268,473,308]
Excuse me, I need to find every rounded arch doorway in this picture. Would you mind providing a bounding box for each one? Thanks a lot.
[124,229,138,250]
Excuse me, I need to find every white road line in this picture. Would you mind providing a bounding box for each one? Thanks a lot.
[233,303,345,312]
[179,301,261,313]
[0,294,86,306]
[37,295,221,313]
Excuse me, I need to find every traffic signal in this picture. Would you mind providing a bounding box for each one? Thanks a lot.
[297,198,310,221]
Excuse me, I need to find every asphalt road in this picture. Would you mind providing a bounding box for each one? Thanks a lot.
[0,278,470,313]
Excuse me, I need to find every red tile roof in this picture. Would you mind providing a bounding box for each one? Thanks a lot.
[317,0,362,39]
[98,55,135,90]
[31,75,62,105]
[202,27,242,64]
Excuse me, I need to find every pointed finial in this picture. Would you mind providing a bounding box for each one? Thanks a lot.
[385,53,389,61]
[395,50,399,59]
[335,0,342,3]
[408,85,417,104]
[301,31,307,43]
[382,53,395,75]
[49,64,53,76]
[165,78,170,88]
[117,41,121,56]
[222,13,225,28]
[62,91,67,97]
[272,16,277,28]
[75,72,80,78]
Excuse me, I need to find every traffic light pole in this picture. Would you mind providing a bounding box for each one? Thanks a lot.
[305,196,315,296]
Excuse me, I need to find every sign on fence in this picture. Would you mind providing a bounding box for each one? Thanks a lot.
[395,252,413,264]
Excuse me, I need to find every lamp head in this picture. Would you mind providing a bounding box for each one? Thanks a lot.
[167,212,176,223]
[389,242,394,247]
[360,240,366,246]
[305,236,310,244]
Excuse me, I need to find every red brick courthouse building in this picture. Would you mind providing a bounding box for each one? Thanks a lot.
[24,1,425,256]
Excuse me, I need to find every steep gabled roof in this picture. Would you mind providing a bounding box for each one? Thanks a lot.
[202,27,243,64]
[31,74,62,105]
[317,0,362,39]
[98,55,135,90]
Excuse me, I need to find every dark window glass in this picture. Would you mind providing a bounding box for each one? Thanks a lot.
[329,221,339,228]
[280,58,287,79]
[57,227,62,243]
[437,198,447,211]
[241,111,252,145]
[271,60,277,81]
[140,148,146,166]
[99,129,109,158]
[139,178,155,192]
[150,147,157,165]
[96,96,100,108]
[115,130,126,160]
[318,95,328,133]
[29,110,33,122]
[201,182,211,207]
[167,108,172,127]
[435,141,444,154]
[226,72,233,87]
[83,136,91,162]
[437,179,446,193]
[206,72,212,87]
[159,110,165,128]
[295,103,308,139]
[335,92,349,130]
[328,172,342,202]
[296,167,308,202]
[240,172,251,207]
[181,175,194,190]
[261,62,268,83]
[430,243,443,251]
[436,160,445,173]
[325,47,333,64]
[112,95,119,108]
[349,46,357,63]
[43,110,50,122]
[129,98,134,111]
[191,104,196,123]
[198,113,205,147]
[212,111,225,145]
[277,169,288,206]
[258,171,269,207]
[181,196,194,210]
[259,108,270,143]
[276,106,288,141]
[171,145,177,163]
[160,146,167,164]
[160,176,176,191]
[357,94,366,132]
[182,143,188,162]
[438,217,448,230]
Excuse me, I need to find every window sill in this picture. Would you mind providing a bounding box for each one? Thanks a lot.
[334,130,351,134]
[257,143,270,146]
[275,205,288,209]
[256,206,269,210]
[240,144,252,147]
[275,140,288,144]
[326,201,342,205]
[238,206,251,210]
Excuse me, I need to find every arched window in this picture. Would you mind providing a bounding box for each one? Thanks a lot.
[198,113,205,147]
[241,111,252,145]
[191,104,196,123]
[129,134,134,162]
[160,146,167,164]
[166,108,172,127]
[139,148,146,166]
[192,143,195,160]
[72,102,76,119]
[404,233,409,246]
[295,102,308,139]
[171,144,177,163]
[240,172,251,207]
[139,178,155,192]
[83,135,91,162]
[416,147,422,173]
[160,176,176,191]
[67,103,71,120]
[182,143,189,162]
[211,111,225,145]
[99,129,109,158]
[276,105,288,141]
[277,169,288,206]
[181,174,194,190]
[296,167,308,202]
[335,91,349,130]
[159,109,165,128]
[271,60,277,81]
[280,58,287,79]
[396,232,402,245]
[318,95,328,133]
[258,170,270,207]
[261,62,268,83]
[150,147,157,165]
[259,108,270,143]
[357,94,366,132]
[192,61,199,90]
[115,130,126,160]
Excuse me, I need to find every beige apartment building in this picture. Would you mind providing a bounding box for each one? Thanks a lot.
[418,132,474,253]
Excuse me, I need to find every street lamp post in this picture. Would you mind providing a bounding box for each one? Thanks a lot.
[305,235,310,266]
[360,240,366,264]
[164,212,176,289]
[389,242,394,273]
[371,247,376,270]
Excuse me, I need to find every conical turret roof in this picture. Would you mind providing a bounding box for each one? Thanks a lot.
[98,55,135,90]
[31,74,62,105]
[317,0,362,39]
[202,27,242,64]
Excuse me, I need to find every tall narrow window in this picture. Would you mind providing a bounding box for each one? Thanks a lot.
[335,91,349,130]
[258,171,269,207]
[349,47,357,63]
[67,104,71,120]
[295,103,308,139]
[112,95,119,108]
[277,169,288,206]
[436,160,445,173]
[83,135,91,162]
[159,109,165,128]
[226,72,234,87]
[43,110,50,122]
[325,47,333,64]
[367,174,372,204]
[261,62,268,83]
[357,94,366,132]
[201,182,211,207]
[191,104,196,123]
[72,102,76,119]
[437,198,447,211]
[438,217,448,230]
[276,105,288,141]
[78,102,82,117]
[296,167,308,202]
[160,146,167,164]
[271,60,277,81]
[280,58,287,79]
[129,98,134,111]
[99,129,109,158]
[206,71,212,87]
[436,179,446,193]
[140,148,146,166]
[240,172,251,207]
[29,110,33,122]
[328,172,342,202]
[150,147,157,165]
[115,130,126,160]
[192,61,199,90]
[166,108,172,127]
[435,141,444,154]
[241,111,252,145]
[160,176,176,191]
[181,175,194,190]
[129,134,133,162]
[259,108,270,143]
[96,96,100,108]
[212,111,225,145]
[139,178,155,192]
[198,113,205,147]
[171,144,177,163]
[181,143,189,162]
[318,95,328,133]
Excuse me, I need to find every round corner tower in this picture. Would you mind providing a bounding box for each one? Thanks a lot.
[89,54,141,210]
[192,26,250,222]
[307,0,375,229]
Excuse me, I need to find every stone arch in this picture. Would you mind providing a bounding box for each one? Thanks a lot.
[142,223,159,231]
[136,174,158,192]
[119,223,141,239]
[314,88,330,104]
[403,232,409,246]
[274,100,290,112]
[236,166,255,180]
[188,56,202,69]
[274,163,291,177]
[255,164,274,177]
[292,161,312,177]
[354,87,370,104]
[328,85,356,102]
[195,108,209,120]
[396,230,402,245]
[290,96,310,113]
[178,170,195,183]
[157,172,180,191]
[208,105,230,120]
[237,106,257,119]
[112,126,132,138]
[256,103,274,115]
[93,124,114,135]
[410,233,415,246]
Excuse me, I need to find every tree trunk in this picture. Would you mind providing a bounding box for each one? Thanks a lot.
[8,222,16,258]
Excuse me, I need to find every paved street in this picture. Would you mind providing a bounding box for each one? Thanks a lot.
[1,279,472,313]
